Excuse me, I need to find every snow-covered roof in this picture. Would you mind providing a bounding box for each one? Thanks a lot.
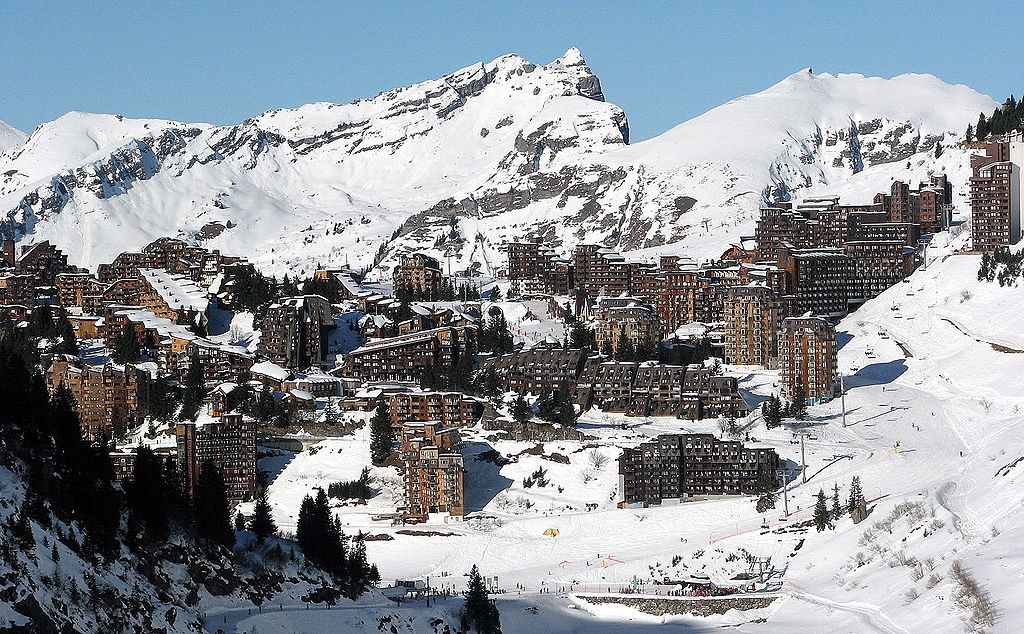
[139,268,209,313]
[250,361,293,381]
[115,308,197,341]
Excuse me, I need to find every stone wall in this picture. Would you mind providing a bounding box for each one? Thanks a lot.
[575,593,778,617]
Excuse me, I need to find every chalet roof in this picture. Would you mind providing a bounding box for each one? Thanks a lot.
[139,268,209,313]
[250,361,293,381]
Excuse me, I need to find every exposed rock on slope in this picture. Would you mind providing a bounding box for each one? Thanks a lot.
[0,55,997,279]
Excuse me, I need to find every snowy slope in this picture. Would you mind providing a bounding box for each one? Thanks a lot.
[0,118,26,153]
[0,53,997,279]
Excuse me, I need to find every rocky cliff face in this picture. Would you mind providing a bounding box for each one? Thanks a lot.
[0,57,997,278]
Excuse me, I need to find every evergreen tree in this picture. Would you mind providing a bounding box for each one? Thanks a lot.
[481,368,501,404]
[126,446,170,541]
[254,385,276,422]
[179,353,206,421]
[56,313,79,355]
[27,304,55,339]
[511,395,531,422]
[790,379,808,420]
[147,376,179,423]
[567,321,596,349]
[976,112,988,141]
[813,489,829,532]
[193,460,235,549]
[347,538,369,596]
[234,512,246,532]
[559,399,577,428]
[979,252,993,281]
[488,286,502,302]
[965,123,974,141]
[419,363,438,391]
[536,390,558,423]
[322,396,341,426]
[483,311,514,354]
[934,140,943,158]
[112,327,140,365]
[296,494,319,559]
[831,483,844,521]
[557,384,577,428]
[847,476,866,517]
[762,395,783,429]
[250,489,276,542]
[463,564,501,634]
[369,404,395,465]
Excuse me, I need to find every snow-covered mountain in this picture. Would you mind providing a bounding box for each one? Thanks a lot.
[0,119,26,152]
[0,51,997,277]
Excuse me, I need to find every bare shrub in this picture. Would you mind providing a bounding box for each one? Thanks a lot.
[903,587,919,604]
[587,449,610,470]
[926,574,942,589]
[910,563,924,582]
[949,560,998,630]
[852,551,868,568]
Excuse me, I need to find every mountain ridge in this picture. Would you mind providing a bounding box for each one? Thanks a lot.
[0,52,998,279]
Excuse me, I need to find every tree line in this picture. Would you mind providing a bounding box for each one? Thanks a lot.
[968,94,1024,141]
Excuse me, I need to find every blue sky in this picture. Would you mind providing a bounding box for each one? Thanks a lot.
[2,2,1021,141]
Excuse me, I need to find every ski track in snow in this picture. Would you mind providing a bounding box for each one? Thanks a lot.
[788,583,910,634]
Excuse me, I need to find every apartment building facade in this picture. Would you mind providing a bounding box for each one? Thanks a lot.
[618,433,779,504]
[778,315,837,404]
[723,284,782,368]
[345,325,478,383]
[46,358,148,440]
[175,413,258,504]
[399,421,465,518]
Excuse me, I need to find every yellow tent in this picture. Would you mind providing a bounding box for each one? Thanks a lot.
[543,528,560,537]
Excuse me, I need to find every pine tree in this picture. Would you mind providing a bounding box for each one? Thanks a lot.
[481,368,501,403]
[512,395,531,422]
[147,376,178,423]
[250,490,277,542]
[847,476,866,518]
[489,286,502,302]
[762,395,782,428]
[965,123,974,141]
[56,313,79,355]
[463,564,501,633]
[234,512,246,531]
[536,390,558,423]
[112,327,140,365]
[934,140,943,158]
[813,489,829,532]
[831,483,844,521]
[790,378,808,420]
[559,398,576,428]
[567,321,595,349]
[296,494,319,559]
[179,353,206,421]
[369,404,395,465]
[193,460,235,549]
[322,397,341,426]
[126,445,170,540]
